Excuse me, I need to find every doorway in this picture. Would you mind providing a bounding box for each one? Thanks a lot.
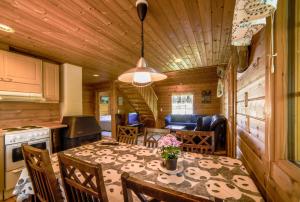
[97,91,112,138]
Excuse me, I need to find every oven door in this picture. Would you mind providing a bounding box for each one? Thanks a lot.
[5,138,50,171]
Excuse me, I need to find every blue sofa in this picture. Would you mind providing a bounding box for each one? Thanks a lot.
[165,114,227,151]
[164,114,203,130]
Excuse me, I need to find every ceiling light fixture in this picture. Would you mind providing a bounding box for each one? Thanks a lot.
[118,0,167,87]
[175,58,182,63]
[93,74,100,77]
[0,23,15,33]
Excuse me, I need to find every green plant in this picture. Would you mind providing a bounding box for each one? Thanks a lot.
[160,146,181,160]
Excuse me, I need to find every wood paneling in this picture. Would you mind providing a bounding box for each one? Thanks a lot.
[235,29,267,197]
[221,58,236,157]
[82,85,95,116]
[0,102,60,128]
[154,67,220,127]
[0,0,235,84]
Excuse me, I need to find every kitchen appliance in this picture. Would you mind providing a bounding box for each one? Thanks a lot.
[2,126,51,199]
[61,116,101,150]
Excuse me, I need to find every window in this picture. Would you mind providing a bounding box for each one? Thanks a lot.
[288,0,300,165]
[171,94,193,115]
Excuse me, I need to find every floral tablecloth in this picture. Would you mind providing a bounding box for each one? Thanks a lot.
[14,140,263,202]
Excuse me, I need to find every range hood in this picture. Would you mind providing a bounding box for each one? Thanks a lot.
[0,91,45,102]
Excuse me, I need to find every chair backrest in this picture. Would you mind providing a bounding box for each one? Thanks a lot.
[57,153,108,202]
[117,125,138,144]
[176,130,215,154]
[22,144,63,202]
[143,128,170,148]
[121,172,214,202]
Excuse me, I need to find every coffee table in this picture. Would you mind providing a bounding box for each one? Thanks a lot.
[165,125,186,132]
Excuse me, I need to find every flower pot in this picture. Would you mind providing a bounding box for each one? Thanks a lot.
[165,159,177,171]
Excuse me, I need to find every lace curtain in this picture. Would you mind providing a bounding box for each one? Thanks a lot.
[231,0,278,46]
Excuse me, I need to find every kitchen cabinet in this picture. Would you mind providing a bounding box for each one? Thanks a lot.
[0,50,42,93]
[43,62,60,102]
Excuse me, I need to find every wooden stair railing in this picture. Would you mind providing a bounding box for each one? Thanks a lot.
[117,82,158,125]
[136,86,158,121]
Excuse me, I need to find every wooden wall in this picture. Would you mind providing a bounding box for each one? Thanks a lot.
[225,6,300,200]
[0,84,95,129]
[0,102,60,128]
[82,85,96,116]
[154,67,220,127]
[235,29,267,195]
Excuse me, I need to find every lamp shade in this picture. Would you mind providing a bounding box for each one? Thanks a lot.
[118,57,167,87]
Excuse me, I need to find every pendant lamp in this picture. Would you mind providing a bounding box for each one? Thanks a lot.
[118,0,167,87]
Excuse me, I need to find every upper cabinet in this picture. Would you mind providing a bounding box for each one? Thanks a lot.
[43,62,59,102]
[0,50,42,93]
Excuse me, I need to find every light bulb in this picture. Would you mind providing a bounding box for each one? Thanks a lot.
[133,72,151,84]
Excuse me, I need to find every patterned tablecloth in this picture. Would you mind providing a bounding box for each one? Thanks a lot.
[14,140,263,202]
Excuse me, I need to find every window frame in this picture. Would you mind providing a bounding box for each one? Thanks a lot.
[269,0,300,189]
[171,93,194,115]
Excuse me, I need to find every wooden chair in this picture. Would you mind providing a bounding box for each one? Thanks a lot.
[57,153,108,202]
[121,172,216,202]
[176,130,215,154]
[117,125,138,144]
[143,128,170,148]
[21,144,63,202]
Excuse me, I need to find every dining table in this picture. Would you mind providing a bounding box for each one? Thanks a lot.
[14,139,264,202]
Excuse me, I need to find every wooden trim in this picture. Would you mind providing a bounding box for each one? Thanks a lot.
[236,96,265,103]
[273,0,289,161]
[265,0,300,201]
[111,81,118,139]
[236,113,265,122]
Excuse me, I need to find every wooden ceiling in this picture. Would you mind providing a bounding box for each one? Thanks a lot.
[0,0,235,83]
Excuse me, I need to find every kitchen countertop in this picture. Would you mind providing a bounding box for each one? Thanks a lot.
[35,121,68,129]
[0,122,68,136]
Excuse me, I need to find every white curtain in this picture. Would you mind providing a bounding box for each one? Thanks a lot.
[231,0,278,46]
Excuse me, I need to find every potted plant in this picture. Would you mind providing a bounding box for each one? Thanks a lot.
[158,134,182,170]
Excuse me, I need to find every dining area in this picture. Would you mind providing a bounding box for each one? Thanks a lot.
[13,126,263,202]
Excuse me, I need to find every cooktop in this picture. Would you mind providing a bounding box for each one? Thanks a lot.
[3,125,43,132]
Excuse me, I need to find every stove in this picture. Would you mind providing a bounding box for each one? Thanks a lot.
[3,125,43,132]
[2,125,51,199]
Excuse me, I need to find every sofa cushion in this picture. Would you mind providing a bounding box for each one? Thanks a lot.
[210,115,226,130]
[191,115,201,123]
[171,114,192,123]
[202,116,212,131]
[194,117,203,131]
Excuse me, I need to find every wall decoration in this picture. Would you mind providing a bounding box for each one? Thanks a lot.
[217,80,224,98]
[201,90,212,104]
[118,97,124,106]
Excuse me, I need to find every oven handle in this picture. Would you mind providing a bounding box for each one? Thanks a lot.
[11,168,23,174]
[28,138,50,145]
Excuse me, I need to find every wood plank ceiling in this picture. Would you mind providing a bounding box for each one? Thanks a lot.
[0,0,235,84]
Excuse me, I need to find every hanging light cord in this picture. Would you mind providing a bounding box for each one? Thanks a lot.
[141,21,144,57]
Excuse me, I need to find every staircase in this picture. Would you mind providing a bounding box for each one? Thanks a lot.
[117,82,158,126]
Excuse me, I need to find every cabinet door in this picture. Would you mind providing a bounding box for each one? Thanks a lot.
[2,51,42,85]
[43,62,59,102]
